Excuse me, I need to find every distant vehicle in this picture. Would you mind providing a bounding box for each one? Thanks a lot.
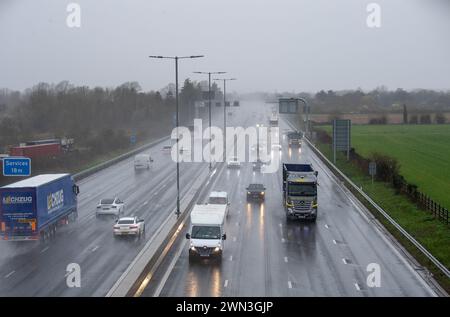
[96,197,124,217]
[134,154,153,170]
[113,216,145,238]
[0,174,79,241]
[233,101,240,107]
[225,101,231,107]
[269,114,278,127]
[208,191,229,206]
[10,143,62,159]
[271,144,282,151]
[283,163,318,222]
[287,131,303,147]
[185,204,227,261]
[253,160,264,171]
[227,156,240,168]
[246,183,266,201]
[162,145,172,153]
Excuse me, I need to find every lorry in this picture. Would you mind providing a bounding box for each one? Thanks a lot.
[0,174,79,241]
[282,163,318,222]
[287,131,303,147]
[185,204,227,261]
[10,143,62,159]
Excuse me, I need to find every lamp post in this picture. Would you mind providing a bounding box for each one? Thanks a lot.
[213,78,236,161]
[193,71,226,169]
[149,55,204,218]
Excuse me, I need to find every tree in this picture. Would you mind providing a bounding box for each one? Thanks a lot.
[403,104,408,124]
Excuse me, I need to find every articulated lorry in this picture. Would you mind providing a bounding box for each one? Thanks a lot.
[0,174,79,241]
[282,163,318,221]
[185,204,227,261]
[287,131,303,147]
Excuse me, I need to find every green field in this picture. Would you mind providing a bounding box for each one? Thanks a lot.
[320,124,450,209]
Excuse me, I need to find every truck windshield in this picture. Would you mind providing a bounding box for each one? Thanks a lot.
[288,183,317,196]
[209,197,227,205]
[191,226,221,239]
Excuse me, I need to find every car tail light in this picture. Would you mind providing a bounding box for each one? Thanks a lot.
[130,225,138,229]
[113,226,120,229]
[111,206,117,209]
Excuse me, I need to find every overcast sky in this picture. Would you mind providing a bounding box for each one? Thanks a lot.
[0,0,449,93]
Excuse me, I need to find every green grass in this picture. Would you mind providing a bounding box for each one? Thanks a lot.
[315,141,450,293]
[319,124,450,209]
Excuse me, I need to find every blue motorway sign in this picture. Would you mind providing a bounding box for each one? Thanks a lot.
[2,157,31,176]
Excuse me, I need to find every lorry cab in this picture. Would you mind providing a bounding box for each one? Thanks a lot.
[283,164,318,221]
[186,204,227,261]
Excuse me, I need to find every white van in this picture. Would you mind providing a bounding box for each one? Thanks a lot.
[186,204,227,261]
[134,154,152,170]
[208,191,230,217]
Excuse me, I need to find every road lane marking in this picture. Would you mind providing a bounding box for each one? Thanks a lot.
[233,237,237,242]
[281,238,286,243]
[224,280,229,288]
[91,246,99,252]
[279,223,282,227]
[284,257,288,263]
[354,283,361,291]
[332,240,337,245]
[40,246,49,253]
[324,224,330,229]
[288,281,292,289]
[342,258,350,264]
[143,201,149,206]
[229,256,233,261]
[235,222,239,226]
[4,271,15,279]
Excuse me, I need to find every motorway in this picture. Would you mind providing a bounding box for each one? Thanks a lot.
[0,105,244,296]
[141,103,437,297]
[0,100,438,297]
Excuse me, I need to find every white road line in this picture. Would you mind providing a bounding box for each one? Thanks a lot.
[284,257,288,263]
[324,224,330,229]
[40,246,49,253]
[236,222,239,226]
[233,237,237,242]
[279,223,282,227]
[4,271,15,279]
[354,283,361,291]
[332,240,337,245]
[143,201,148,206]
[229,256,233,261]
[342,258,349,264]
[91,246,99,252]
[281,238,286,243]
[288,281,292,289]
[224,280,229,288]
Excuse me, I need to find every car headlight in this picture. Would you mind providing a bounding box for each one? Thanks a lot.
[214,246,220,252]
[247,192,251,194]
[190,245,196,251]
[261,192,265,195]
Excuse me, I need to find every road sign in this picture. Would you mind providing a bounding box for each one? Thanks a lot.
[332,119,351,163]
[369,161,377,176]
[2,157,31,176]
[279,98,299,114]
[130,134,136,145]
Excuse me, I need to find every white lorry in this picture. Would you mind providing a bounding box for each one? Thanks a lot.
[185,204,227,261]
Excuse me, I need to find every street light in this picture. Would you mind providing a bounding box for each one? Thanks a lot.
[213,78,236,162]
[193,71,226,169]
[149,55,204,218]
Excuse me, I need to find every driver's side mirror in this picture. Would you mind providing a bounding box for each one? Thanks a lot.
[138,219,144,223]
[314,171,318,176]
[185,233,191,239]
[222,234,227,240]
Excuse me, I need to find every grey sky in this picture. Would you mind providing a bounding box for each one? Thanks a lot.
[0,0,449,93]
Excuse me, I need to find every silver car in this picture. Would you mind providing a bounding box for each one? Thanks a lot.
[96,198,124,217]
[113,216,145,238]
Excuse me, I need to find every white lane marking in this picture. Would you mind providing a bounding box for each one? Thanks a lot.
[342,258,350,264]
[284,257,288,263]
[233,237,237,242]
[281,238,286,243]
[91,245,99,252]
[4,271,15,279]
[229,256,233,262]
[143,201,148,206]
[324,224,330,229]
[279,223,282,227]
[224,280,229,288]
[235,222,239,226]
[332,239,337,245]
[40,246,49,253]
[354,283,361,291]
[288,281,292,289]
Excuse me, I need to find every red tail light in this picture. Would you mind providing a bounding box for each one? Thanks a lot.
[130,225,138,229]
[113,226,120,229]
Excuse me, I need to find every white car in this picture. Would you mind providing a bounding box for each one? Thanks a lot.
[134,154,153,170]
[162,145,172,153]
[96,198,124,217]
[227,156,241,168]
[113,216,145,238]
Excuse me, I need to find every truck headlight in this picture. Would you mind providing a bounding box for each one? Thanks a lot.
[214,246,220,252]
